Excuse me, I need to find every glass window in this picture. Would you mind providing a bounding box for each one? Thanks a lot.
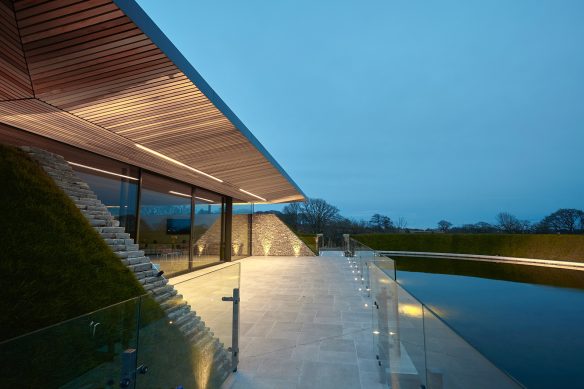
[70,155,139,238]
[0,126,139,237]
[139,173,191,277]
[192,189,223,266]
[232,202,253,259]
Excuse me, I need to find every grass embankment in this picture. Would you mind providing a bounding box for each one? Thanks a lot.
[0,145,145,341]
[297,233,317,254]
[356,233,584,262]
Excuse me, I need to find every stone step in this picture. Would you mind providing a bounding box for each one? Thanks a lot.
[128,263,152,273]
[115,250,145,259]
[99,232,131,239]
[153,292,172,303]
[194,333,214,350]
[89,219,107,227]
[75,199,102,207]
[151,285,174,296]
[164,301,189,316]
[134,269,157,280]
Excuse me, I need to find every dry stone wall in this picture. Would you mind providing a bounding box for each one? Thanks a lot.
[251,214,314,256]
[195,214,314,257]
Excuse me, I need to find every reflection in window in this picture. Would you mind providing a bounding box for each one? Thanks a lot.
[192,189,223,265]
[232,202,253,259]
[139,174,191,277]
[69,160,139,238]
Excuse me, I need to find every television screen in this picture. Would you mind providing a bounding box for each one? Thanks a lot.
[166,219,191,234]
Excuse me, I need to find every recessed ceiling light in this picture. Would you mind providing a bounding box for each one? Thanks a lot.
[68,162,139,181]
[239,188,266,201]
[136,144,223,183]
[169,190,191,198]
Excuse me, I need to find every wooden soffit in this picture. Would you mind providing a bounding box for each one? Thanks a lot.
[0,0,305,203]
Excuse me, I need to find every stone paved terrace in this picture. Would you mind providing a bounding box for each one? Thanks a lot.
[174,256,384,389]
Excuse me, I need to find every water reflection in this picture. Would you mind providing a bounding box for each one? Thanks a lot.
[393,256,584,389]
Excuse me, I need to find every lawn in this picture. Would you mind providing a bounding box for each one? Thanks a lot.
[0,145,145,341]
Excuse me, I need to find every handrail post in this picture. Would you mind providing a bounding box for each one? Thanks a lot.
[232,287,240,372]
[223,288,240,372]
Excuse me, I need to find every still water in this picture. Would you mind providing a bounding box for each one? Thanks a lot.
[392,257,584,389]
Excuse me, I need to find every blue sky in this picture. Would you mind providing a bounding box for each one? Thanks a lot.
[137,0,584,228]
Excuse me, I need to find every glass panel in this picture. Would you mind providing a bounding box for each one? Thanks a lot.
[172,262,240,349]
[393,284,427,388]
[423,306,522,389]
[370,260,523,389]
[372,263,427,388]
[0,297,141,388]
[72,158,139,238]
[139,173,191,277]
[193,189,223,265]
[137,264,240,388]
[232,203,252,260]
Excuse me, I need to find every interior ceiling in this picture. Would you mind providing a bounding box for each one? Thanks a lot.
[0,0,305,203]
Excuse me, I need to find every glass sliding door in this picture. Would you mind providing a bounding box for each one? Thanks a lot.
[192,189,223,266]
[138,173,192,277]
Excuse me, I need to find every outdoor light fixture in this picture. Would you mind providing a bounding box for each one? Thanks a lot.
[169,190,191,198]
[68,162,138,181]
[239,188,266,201]
[135,144,223,183]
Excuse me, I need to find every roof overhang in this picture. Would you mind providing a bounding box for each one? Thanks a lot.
[0,0,305,203]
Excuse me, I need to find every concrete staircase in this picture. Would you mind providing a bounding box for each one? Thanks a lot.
[22,147,232,385]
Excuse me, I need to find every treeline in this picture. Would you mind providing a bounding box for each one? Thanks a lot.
[268,197,584,235]
[440,209,584,234]
[274,198,411,235]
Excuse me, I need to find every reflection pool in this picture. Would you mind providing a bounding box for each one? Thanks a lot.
[391,256,584,389]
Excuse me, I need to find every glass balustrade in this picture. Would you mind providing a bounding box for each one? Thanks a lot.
[0,263,240,389]
[369,260,523,389]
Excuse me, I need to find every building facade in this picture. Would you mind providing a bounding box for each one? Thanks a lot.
[0,0,305,276]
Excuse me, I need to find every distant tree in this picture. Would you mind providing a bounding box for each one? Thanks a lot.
[380,216,394,231]
[369,213,383,231]
[301,198,341,233]
[369,214,393,232]
[496,212,523,233]
[540,208,584,233]
[282,202,302,230]
[395,217,408,231]
[437,220,452,232]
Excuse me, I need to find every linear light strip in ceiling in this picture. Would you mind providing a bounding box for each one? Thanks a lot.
[68,161,139,181]
[169,190,191,198]
[168,191,215,203]
[239,188,266,202]
[136,144,223,183]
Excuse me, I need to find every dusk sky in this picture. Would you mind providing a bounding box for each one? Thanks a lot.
[138,0,584,228]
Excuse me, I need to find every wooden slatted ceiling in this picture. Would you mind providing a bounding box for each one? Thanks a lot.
[0,0,33,99]
[0,99,299,202]
[0,0,304,203]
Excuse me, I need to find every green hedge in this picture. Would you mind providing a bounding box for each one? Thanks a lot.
[355,233,584,262]
[0,145,145,341]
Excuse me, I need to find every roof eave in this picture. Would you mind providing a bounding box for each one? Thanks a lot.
[113,0,307,201]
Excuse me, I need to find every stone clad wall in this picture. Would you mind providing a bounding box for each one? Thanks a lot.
[195,213,315,257]
[251,214,314,256]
